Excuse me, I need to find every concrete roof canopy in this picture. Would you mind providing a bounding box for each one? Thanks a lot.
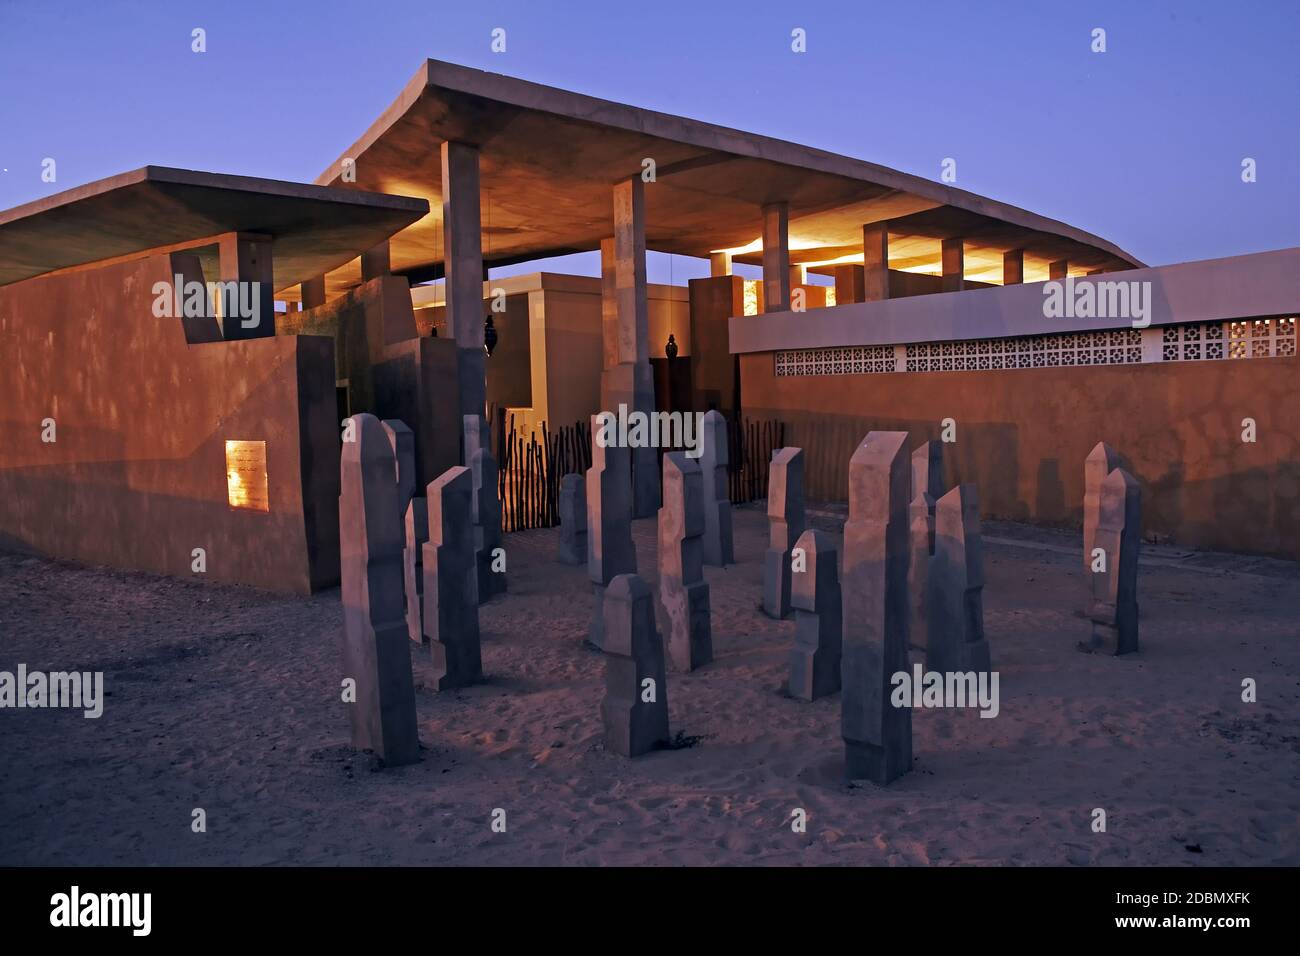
[310,58,1142,298]
[0,166,429,292]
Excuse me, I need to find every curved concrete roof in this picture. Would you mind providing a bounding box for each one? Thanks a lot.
[312,59,1143,297]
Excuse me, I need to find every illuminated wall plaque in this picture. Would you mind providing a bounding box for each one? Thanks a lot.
[225,440,269,512]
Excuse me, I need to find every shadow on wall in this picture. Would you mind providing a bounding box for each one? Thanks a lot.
[745,406,1300,560]
[771,410,1031,520]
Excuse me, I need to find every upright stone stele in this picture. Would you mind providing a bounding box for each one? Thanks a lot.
[789,528,842,701]
[911,440,944,504]
[1084,467,1141,656]
[464,415,506,602]
[658,452,712,672]
[339,413,419,766]
[929,484,991,674]
[908,440,944,652]
[558,473,587,565]
[908,492,936,655]
[762,447,806,619]
[841,431,912,785]
[600,574,670,757]
[699,410,734,566]
[587,415,636,648]
[1084,441,1121,572]
[422,466,482,689]
[382,419,417,507]
[404,497,428,645]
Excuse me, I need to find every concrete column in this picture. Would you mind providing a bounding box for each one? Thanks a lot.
[301,276,326,310]
[441,141,487,444]
[361,241,391,282]
[710,252,733,277]
[789,264,807,290]
[941,237,965,294]
[599,237,619,409]
[762,202,790,312]
[217,232,275,339]
[1003,249,1024,286]
[862,222,890,301]
[834,265,865,305]
[611,177,658,517]
[613,179,649,366]
[1049,259,1069,280]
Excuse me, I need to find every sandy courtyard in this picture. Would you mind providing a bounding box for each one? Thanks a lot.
[1,505,1298,867]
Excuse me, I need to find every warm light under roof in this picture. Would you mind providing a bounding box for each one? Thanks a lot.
[709,237,827,257]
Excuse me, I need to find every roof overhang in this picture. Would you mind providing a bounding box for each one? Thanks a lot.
[0,166,429,291]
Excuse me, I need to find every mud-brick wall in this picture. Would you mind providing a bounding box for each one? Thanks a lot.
[0,254,341,592]
[740,352,1300,560]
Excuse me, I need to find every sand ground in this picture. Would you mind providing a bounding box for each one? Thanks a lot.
[1,505,1298,866]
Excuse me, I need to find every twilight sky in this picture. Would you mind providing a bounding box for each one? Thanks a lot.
[1,0,1296,285]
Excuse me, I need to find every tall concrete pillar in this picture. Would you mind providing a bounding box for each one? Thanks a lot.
[941,237,965,294]
[361,240,391,282]
[762,202,790,312]
[600,237,616,346]
[1049,259,1069,280]
[1003,249,1024,286]
[441,140,487,443]
[301,275,326,310]
[710,252,733,277]
[599,237,619,410]
[862,222,890,301]
[217,232,275,340]
[613,178,649,368]
[610,177,658,517]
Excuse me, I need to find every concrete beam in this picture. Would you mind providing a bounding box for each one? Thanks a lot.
[361,240,391,282]
[941,237,965,294]
[217,232,275,340]
[762,202,790,312]
[441,140,487,435]
[710,251,732,277]
[863,222,890,301]
[1003,249,1024,286]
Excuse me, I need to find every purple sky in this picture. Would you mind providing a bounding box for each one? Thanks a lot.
[2,0,1296,285]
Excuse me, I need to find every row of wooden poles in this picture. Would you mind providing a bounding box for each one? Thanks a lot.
[489,408,786,534]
